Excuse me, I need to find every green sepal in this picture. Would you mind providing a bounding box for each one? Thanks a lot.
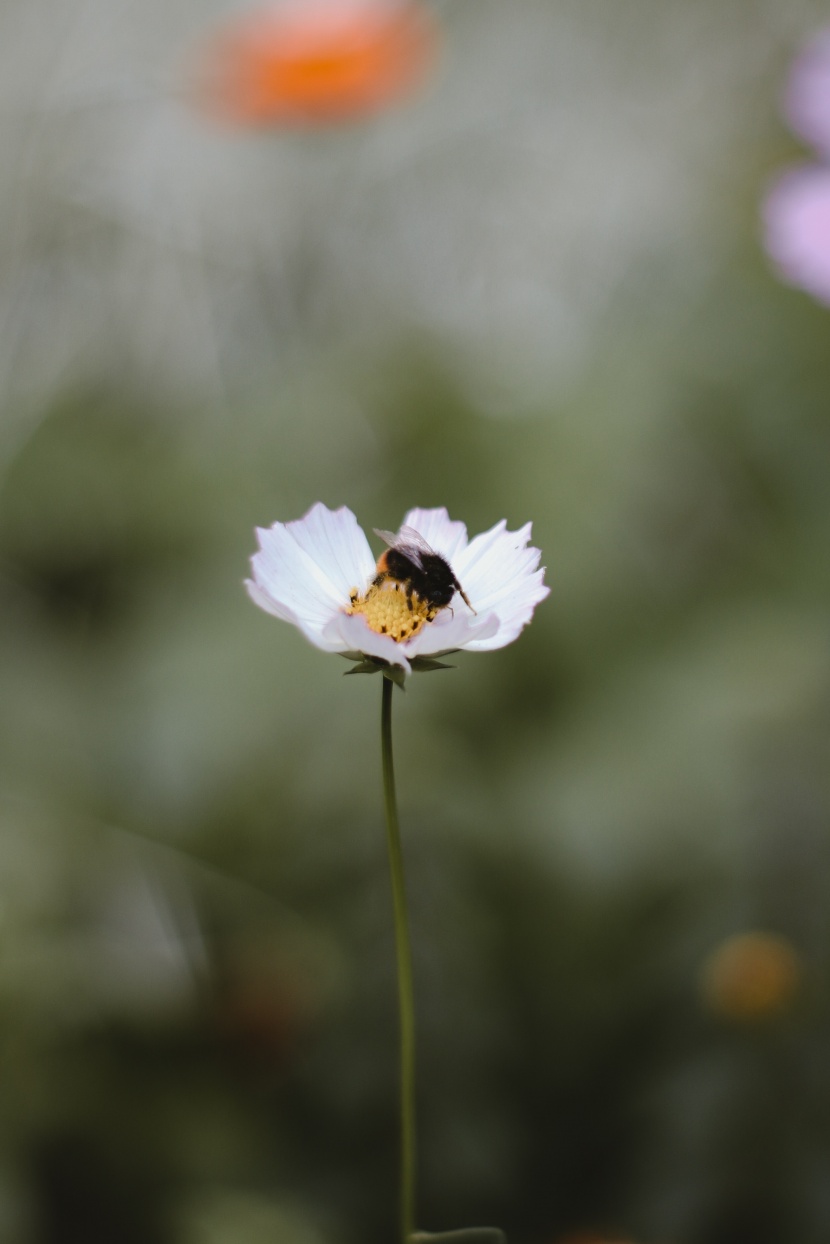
[382,664,407,689]
[411,1230,507,1244]
[409,656,456,673]
[342,655,407,688]
[340,648,459,682]
[343,660,383,675]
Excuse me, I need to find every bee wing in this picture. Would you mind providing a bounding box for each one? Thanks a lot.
[373,529,400,548]
[373,525,438,570]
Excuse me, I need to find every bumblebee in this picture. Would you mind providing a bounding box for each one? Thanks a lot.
[371,526,475,617]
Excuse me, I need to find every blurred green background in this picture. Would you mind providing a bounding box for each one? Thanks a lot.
[2,1,830,1242]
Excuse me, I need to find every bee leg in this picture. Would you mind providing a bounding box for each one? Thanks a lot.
[457,585,476,614]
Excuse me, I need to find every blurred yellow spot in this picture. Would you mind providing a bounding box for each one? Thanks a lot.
[193,0,438,126]
[700,931,801,1021]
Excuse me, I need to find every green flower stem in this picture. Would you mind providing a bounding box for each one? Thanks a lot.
[381,674,417,1244]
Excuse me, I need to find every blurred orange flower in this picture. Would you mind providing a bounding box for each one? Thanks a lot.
[700,931,801,1021]
[194,0,439,126]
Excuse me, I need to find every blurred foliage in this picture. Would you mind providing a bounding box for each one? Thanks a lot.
[3,2,830,1244]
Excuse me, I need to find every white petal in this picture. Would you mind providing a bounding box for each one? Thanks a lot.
[287,502,376,600]
[245,579,346,652]
[249,503,375,637]
[403,606,501,656]
[463,574,549,650]
[245,577,297,625]
[452,520,550,651]
[401,507,469,561]
[324,611,412,674]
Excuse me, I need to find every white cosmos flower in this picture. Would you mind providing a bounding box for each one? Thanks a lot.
[246,502,549,677]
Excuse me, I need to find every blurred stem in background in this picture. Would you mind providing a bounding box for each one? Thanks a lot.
[381,673,417,1244]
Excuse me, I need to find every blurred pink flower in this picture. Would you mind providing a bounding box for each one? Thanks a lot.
[785,27,830,158]
[763,27,830,304]
[763,165,830,305]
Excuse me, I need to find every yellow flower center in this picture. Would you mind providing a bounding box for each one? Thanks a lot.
[347,579,435,642]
